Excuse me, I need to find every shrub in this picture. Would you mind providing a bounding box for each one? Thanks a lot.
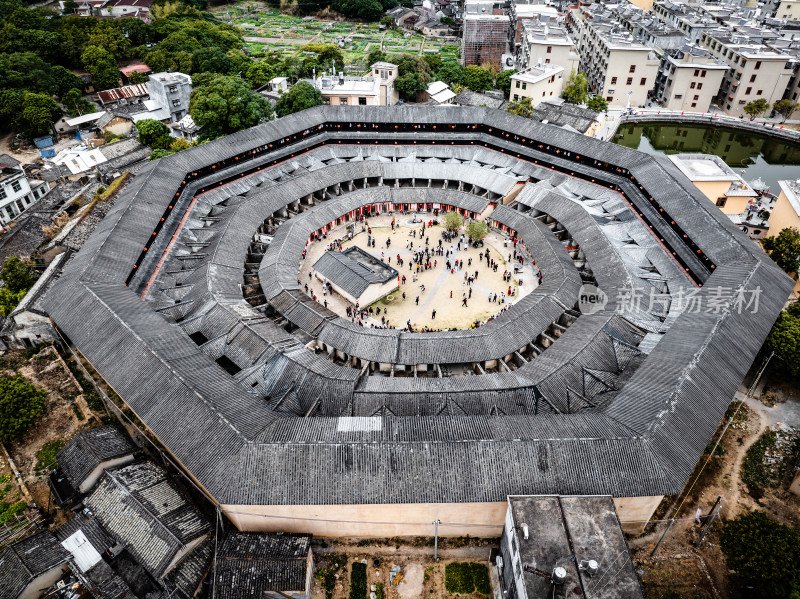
[742,431,778,498]
[445,562,492,595]
[35,439,65,474]
[0,376,48,443]
[349,562,367,599]
[471,564,491,595]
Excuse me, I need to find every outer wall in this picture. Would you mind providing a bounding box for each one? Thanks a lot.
[221,496,663,537]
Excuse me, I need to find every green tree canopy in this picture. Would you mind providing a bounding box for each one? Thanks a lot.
[422,54,442,74]
[52,66,84,98]
[129,71,149,85]
[18,92,60,138]
[586,95,608,111]
[274,81,323,118]
[744,98,770,119]
[563,70,589,105]
[0,257,37,294]
[463,65,493,92]
[62,88,93,117]
[367,48,388,66]
[0,375,47,443]
[466,220,489,241]
[507,96,534,118]
[436,62,464,86]
[442,210,464,231]
[245,61,275,89]
[332,0,384,21]
[394,54,430,100]
[721,511,800,598]
[495,69,515,98]
[762,227,800,273]
[190,74,273,140]
[773,99,799,122]
[766,310,800,378]
[135,119,172,150]
[81,45,119,91]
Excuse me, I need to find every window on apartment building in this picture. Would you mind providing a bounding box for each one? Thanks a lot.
[542,91,546,97]
[606,96,613,101]
[172,99,181,107]
[340,97,348,104]
[0,189,6,201]
[694,69,700,76]
[741,58,747,66]
[750,74,756,82]
[694,95,699,100]
[359,97,367,105]
[675,94,683,99]
[716,197,727,207]
[11,181,21,193]
[629,65,636,73]
[757,90,763,95]
[545,58,550,64]
[516,81,520,88]
[745,87,752,94]
[14,200,23,213]
[690,82,696,89]
[691,102,697,107]
[701,70,707,77]
[513,94,519,101]
[611,76,617,85]
[640,77,647,85]
[522,82,527,90]
[755,60,761,70]
[738,100,746,105]
[626,77,633,85]
[547,45,552,53]
[169,85,178,93]
[5,207,14,220]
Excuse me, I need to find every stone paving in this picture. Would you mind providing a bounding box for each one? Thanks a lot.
[298,213,540,331]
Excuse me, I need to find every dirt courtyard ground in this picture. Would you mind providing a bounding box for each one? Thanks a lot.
[299,214,539,331]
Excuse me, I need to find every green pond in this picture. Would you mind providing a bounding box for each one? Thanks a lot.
[612,122,800,194]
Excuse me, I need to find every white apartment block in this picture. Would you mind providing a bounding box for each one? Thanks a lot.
[0,155,49,226]
[567,6,660,107]
[518,22,580,85]
[776,0,800,19]
[316,64,399,107]
[652,0,718,44]
[700,29,793,116]
[509,63,565,104]
[654,46,728,111]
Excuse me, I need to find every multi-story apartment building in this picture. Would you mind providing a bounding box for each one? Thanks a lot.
[567,6,660,107]
[462,0,510,67]
[147,72,193,122]
[700,28,793,115]
[369,62,400,106]
[315,68,398,106]
[509,2,559,49]
[518,22,580,79]
[509,63,565,104]
[652,0,718,44]
[653,45,728,111]
[777,0,800,19]
[0,155,50,225]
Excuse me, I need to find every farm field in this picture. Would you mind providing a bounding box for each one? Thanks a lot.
[211,2,460,70]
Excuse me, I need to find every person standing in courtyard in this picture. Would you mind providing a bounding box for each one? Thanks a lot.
[432,309,436,319]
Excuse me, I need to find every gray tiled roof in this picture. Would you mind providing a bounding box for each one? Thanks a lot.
[214,533,310,599]
[84,462,210,578]
[42,106,793,511]
[0,531,69,599]
[57,425,136,490]
[313,249,394,298]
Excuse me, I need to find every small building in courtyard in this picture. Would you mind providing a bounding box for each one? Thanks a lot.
[312,246,398,305]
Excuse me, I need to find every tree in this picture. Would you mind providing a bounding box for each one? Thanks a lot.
[437,62,464,86]
[0,376,48,443]
[507,96,534,118]
[367,48,388,66]
[63,0,78,13]
[442,210,464,231]
[394,72,427,101]
[135,119,172,150]
[773,99,799,122]
[563,70,589,105]
[81,45,119,91]
[245,61,275,89]
[51,66,84,98]
[149,148,173,160]
[0,257,37,294]
[766,311,800,378]
[18,92,60,137]
[463,65,493,92]
[422,54,442,74]
[762,227,800,273]
[721,511,800,598]
[129,71,149,85]
[62,88,93,117]
[274,81,323,118]
[466,220,489,242]
[190,74,273,140]
[332,0,383,21]
[744,98,770,120]
[586,95,608,111]
[495,69,515,98]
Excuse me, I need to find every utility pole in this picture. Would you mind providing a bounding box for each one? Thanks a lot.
[695,498,723,547]
[433,520,441,561]
[650,519,674,557]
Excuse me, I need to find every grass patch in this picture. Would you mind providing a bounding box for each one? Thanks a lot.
[34,439,65,474]
[71,402,84,421]
[445,562,491,595]
[349,562,367,599]
[314,554,346,599]
[743,431,779,499]
[0,501,27,525]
